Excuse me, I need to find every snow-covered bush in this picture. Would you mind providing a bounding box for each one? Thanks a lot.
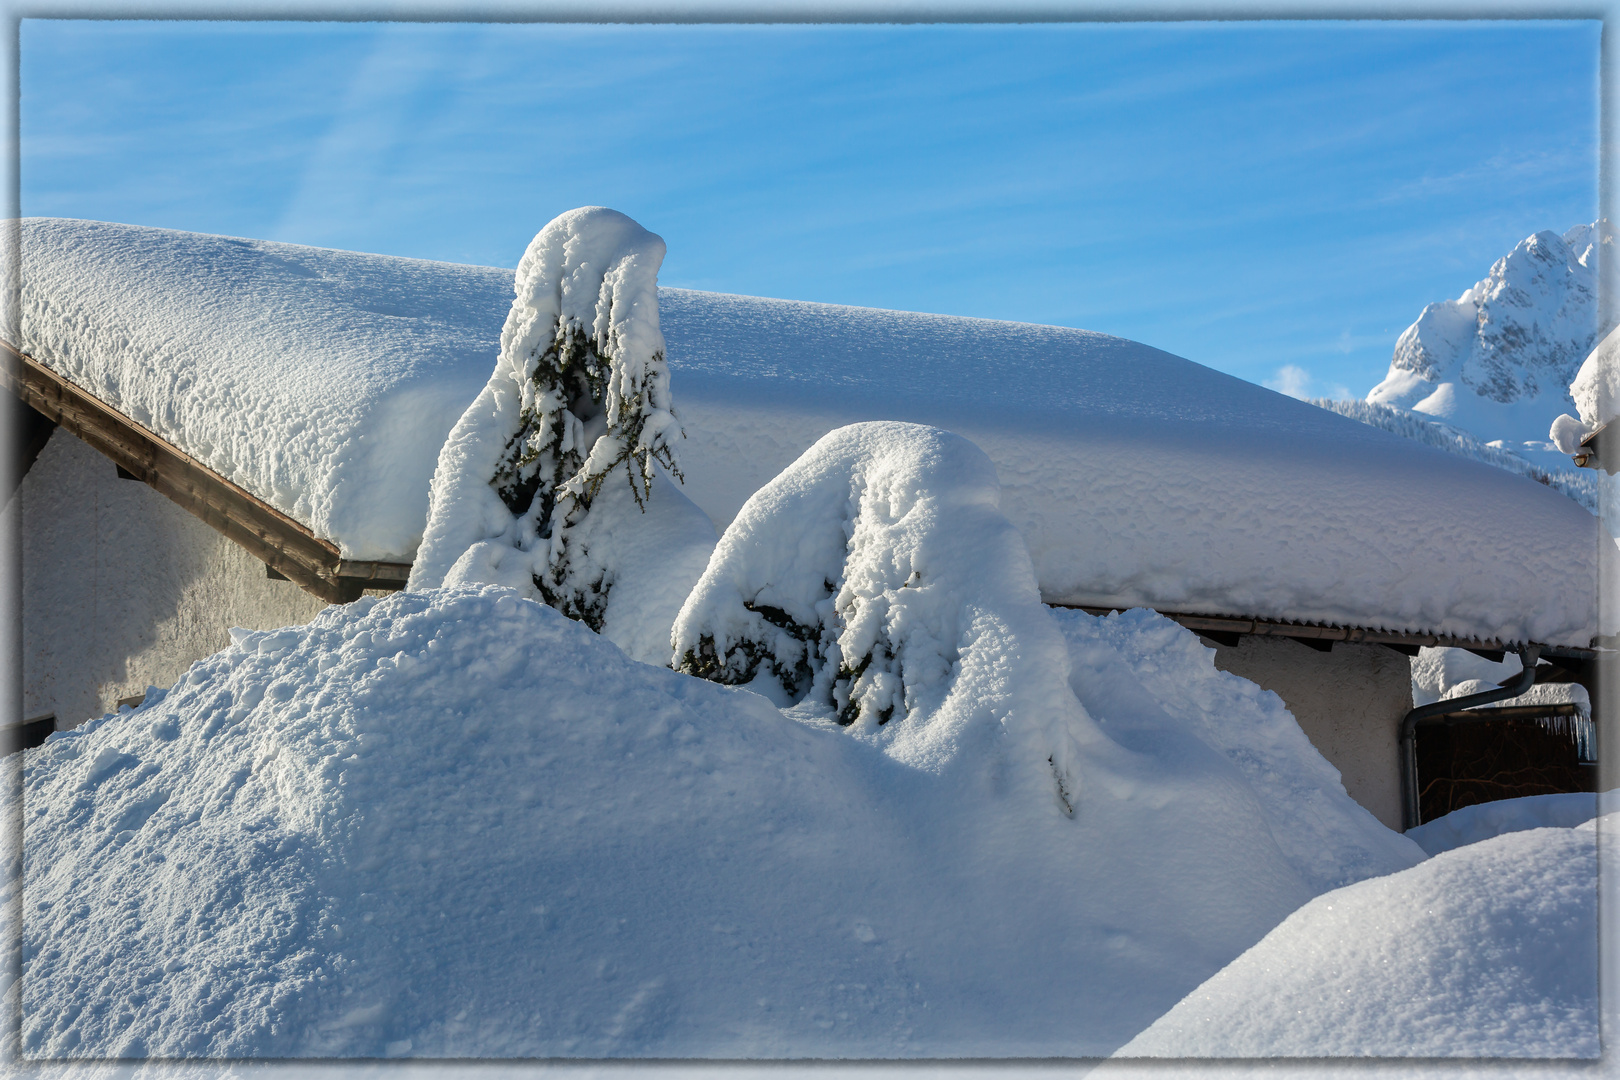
[670,421,1088,790]
[409,208,715,652]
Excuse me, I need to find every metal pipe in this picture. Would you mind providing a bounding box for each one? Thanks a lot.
[1399,644,1540,831]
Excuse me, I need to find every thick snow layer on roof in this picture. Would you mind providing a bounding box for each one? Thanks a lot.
[658,288,1611,645]
[14,218,1611,644]
[10,218,511,562]
[1115,818,1603,1058]
[7,587,1418,1058]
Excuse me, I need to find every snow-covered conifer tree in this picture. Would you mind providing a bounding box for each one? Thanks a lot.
[410,208,713,647]
[671,422,1088,800]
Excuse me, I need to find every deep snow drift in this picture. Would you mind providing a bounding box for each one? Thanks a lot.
[9,584,1420,1059]
[1368,221,1613,467]
[1404,791,1607,856]
[408,208,715,661]
[1116,816,1605,1058]
[14,218,1612,647]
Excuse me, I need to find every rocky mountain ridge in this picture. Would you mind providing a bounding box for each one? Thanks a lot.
[1367,221,1613,459]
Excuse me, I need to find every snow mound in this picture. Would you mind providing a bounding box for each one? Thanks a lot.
[672,422,1085,796]
[1115,819,1604,1058]
[409,208,713,653]
[1405,791,1609,856]
[10,588,1421,1059]
[1410,645,1588,711]
[1368,221,1613,460]
[1053,607,1422,893]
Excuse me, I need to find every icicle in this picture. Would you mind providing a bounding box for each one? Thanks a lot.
[1535,711,1598,764]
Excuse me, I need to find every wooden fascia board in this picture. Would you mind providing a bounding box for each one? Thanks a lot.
[2,341,409,604]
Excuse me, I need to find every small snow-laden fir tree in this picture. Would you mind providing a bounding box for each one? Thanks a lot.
[410,208,712,644]
[671,421,1093,807]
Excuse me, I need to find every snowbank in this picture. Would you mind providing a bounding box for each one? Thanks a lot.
[408,208,714,660]
[9,587,1419,1059]
[14,218,1611,645]
[1404,791,1608,855]
[1369,221,1612,462]
[1053,606,1424,893]
[1115,817,1605,1058]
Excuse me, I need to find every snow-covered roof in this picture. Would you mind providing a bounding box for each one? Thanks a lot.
[11,218,1611,647]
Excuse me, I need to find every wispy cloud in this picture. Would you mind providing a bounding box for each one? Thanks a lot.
[1263,364,1356,401]
[1264,364,1312,399]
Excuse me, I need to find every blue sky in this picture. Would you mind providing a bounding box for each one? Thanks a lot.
[20,18,1600,397]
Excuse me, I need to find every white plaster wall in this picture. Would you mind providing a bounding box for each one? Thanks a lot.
[1210,637,1414,832]
[19,429,328,729]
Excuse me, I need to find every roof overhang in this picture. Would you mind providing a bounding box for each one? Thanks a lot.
[3,341,409,604]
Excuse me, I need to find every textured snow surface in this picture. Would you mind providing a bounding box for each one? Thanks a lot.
[8,588,1420,1059]
[1368,221,1613,462]
[8,218,511,561]
[658,289,1611,646]
[1404,791,1608,856]
[1313,396,1603,518]
[15,218,1612,644]
[1116,817,1604,1058]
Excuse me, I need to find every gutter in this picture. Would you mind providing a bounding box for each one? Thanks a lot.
[1399,645,1540,831]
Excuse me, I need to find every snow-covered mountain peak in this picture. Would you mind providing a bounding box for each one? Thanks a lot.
[1367,220,1613,452]
[1564,220,1611,270]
